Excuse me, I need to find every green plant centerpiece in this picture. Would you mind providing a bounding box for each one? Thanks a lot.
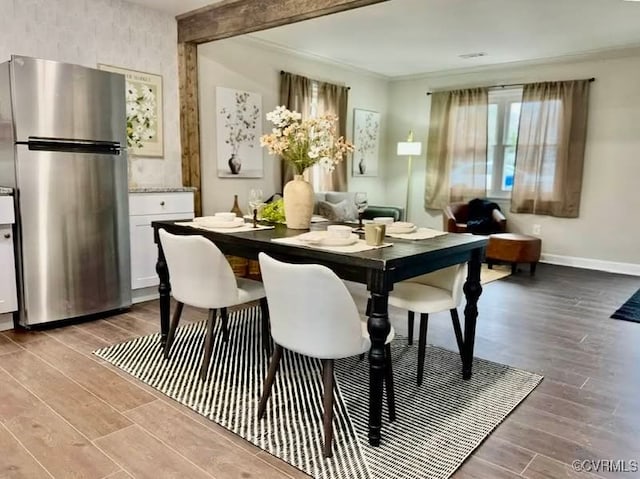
[260,198,286,224]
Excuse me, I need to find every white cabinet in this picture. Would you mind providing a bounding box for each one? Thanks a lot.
[0,196,17,315]
[129,191,194,294]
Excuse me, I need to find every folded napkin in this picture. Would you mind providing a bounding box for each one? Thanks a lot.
[272,236,392,253]
[176,221,274,233]
[386,227,448,240]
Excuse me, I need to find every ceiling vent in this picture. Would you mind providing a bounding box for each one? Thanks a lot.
[459,52,488,59]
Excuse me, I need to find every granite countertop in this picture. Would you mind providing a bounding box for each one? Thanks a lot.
[0,187,13,195]
[129,186,197,193]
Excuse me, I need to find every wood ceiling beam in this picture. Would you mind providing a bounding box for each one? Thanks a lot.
[177,0,389,44]
[177,0,388,214]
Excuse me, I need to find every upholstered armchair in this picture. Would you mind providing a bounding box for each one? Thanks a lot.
[443,201,507,234]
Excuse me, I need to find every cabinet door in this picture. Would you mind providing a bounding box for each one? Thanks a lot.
[0,225,18,313]
[130,214,191,290]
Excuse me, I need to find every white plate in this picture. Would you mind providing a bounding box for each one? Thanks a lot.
[298,231,359,246]
[194,216,245,228]
[387,224,417,234]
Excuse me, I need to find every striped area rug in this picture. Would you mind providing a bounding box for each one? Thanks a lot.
[95,306,542,479]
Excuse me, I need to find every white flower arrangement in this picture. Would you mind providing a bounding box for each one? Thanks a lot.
[125,82,157,149]
[260,106,354,175]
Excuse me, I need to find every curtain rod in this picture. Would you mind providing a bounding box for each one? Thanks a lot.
[425,77,595,95]
[280,70,351,90]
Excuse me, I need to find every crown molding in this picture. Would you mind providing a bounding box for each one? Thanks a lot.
[390,44,640,82]
[237,35,392,81]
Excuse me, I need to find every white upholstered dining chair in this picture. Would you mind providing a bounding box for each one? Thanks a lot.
[257,252,396,458]
[389,264,467,386]
[159,229,269,380]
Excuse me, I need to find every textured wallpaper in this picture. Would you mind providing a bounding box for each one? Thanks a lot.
[0,0,181,187]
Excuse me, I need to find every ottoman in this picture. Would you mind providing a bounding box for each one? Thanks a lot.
[486,233,542,276]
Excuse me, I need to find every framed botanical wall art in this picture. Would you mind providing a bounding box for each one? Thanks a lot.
[352,108,380,177]
[216,87,263,178]
[98,64,164,157]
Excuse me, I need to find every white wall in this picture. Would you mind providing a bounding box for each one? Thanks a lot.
[0,0,181,187]
[387,53,640,267]
[197,37,391,215]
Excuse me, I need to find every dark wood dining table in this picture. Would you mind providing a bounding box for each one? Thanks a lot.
[151,220,487,447]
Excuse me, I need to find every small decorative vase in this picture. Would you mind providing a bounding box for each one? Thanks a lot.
[283,174,314,229]
[230,194,243,217]
[358,157,366,175]
[228,154,241,175]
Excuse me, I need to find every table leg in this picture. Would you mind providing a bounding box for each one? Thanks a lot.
[462,248,483,380]
[367,279,391,447]
[156,239,171,347]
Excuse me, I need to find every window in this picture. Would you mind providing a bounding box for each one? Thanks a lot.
[487,88,522,198]
[307,81,323,191]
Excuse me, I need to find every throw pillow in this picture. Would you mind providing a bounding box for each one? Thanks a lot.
[325,192,359,220]
[317,199,354,222]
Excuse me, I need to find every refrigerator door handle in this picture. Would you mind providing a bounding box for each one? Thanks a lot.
[19,137,122,155]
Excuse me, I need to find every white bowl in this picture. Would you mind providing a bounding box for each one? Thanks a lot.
[327,224,353,239]
[214,212,236,222]
[373,217,395,226]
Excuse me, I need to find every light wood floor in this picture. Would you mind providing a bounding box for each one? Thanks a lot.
[0,264,638,479]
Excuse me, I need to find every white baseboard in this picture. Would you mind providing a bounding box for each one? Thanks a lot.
[541,253,640,276]
[132,287,159,304]
[0,313,14,332]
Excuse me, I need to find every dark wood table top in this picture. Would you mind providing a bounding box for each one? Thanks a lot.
[152,220,488,283]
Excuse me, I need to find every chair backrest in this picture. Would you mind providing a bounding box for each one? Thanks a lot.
[411,264,468,306]
[159,229,238,309]
[258,253,366,359]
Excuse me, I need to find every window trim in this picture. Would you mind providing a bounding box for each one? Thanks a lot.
[487,87,522,199]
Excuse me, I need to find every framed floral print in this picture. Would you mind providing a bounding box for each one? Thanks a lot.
[216,87,263,178]
[352,108,380,177]
[98,64,164,157]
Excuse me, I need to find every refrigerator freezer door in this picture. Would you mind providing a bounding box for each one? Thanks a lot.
[16,145,131,326]
[10,56,126,144]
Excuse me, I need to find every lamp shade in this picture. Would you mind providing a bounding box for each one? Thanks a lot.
[397,141,422,156]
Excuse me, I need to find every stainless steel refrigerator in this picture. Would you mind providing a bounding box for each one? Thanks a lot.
[0,55,131,327]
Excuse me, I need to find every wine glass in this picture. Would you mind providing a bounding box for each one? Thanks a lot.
[354,192,368,230]
[248,189,264,225]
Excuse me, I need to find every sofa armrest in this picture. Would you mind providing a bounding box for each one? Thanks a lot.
[362,205,404,222]
[443,205,457,232]
[492,209,507,232]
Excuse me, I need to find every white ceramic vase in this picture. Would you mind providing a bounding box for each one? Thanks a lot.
[283,174,314,229]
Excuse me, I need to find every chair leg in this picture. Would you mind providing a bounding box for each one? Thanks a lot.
[450,308,465,361]
[163,301,184,359]
[417,313,429,386]
[259,297,272,355]
[220,307,229,342]
[322,359,335,458]
[199,309,217,381]
[257,344,283,419]
[511,262,517,275]
[384,343,396,422]
[407,311,415,346]
[530,262,537,276]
